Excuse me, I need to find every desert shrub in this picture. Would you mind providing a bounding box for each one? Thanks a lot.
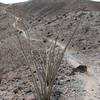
[14,10,81,99]
[15,28,78,100]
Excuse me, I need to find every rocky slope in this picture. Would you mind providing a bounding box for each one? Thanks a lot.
[0,0,100,100]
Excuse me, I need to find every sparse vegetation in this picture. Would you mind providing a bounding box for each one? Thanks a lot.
[14,18,81,100]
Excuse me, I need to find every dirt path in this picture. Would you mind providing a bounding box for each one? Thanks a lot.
[55,41,100,100]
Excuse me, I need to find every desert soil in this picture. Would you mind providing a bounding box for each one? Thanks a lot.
[0,0,100,100]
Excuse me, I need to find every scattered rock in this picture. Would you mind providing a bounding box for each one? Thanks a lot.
[70,65,87,75]
[13,88,18,94]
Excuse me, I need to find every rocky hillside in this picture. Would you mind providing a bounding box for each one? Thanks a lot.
[0,0,100,100]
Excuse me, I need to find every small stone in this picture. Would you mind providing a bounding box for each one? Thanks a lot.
[43,39,47,43]
[25,89,32,94]
[83,47,86,50]
[66,79,70,82]
[33,71,36,73]
[61,38,64,41]
[70,65,87,75]
[13,89,18,94]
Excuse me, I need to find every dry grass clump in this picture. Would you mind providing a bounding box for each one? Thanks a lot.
[15,31,77,100]
[14,12,81,100]
[16,35,63,100]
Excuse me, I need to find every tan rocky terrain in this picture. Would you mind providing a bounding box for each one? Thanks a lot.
[0,0,100,100]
